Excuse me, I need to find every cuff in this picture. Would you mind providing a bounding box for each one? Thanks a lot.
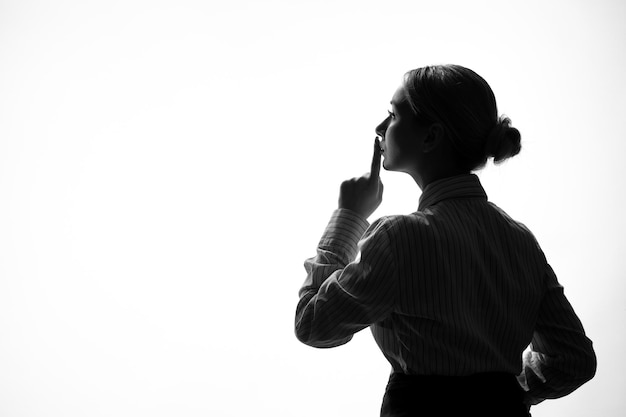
[318,209,370,263]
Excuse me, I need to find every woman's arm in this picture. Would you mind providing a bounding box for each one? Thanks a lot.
[295,138,391,347]
[295,209,397,348]
[519,264,597,405]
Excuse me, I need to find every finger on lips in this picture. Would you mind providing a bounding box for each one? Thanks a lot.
[371,137,382,179]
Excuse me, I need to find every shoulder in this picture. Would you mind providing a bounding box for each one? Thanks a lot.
[366,212,432,238]
[486,202,548,257]
[487,202,537,237]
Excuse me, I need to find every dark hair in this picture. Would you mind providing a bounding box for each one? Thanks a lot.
[403,65,521,171]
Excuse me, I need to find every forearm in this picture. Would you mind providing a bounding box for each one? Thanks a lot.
[295,209,369,347]
[294,210,398,348]
[298,209,368,292]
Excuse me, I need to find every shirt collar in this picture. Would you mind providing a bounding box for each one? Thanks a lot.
[418,173,488,211]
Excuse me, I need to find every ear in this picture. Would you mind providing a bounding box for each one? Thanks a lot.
[422,123,445,153]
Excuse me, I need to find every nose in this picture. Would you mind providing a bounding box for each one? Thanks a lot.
[375,116,390,138]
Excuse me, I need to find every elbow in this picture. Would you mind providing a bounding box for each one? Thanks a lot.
[580,349,597,383]
[575,338,598,384]
[294,323,351,348]
[294,298,354,348]
[294,313,315,346]
[294,324,315,346]
[566,344,597,387]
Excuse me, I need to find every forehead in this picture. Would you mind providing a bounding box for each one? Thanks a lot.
[391,85,411,111]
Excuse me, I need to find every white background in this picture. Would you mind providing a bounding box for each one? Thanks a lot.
[1,0,624,416]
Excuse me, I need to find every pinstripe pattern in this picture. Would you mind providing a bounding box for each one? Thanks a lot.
[295,174,596,405]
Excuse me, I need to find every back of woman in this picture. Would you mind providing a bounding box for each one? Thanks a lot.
[376,187,545,377]
[295,64,596,416]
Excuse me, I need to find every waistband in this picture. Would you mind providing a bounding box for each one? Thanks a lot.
[381,372,529,417]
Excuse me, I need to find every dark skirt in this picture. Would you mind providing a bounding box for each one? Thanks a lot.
[380,372,530,417]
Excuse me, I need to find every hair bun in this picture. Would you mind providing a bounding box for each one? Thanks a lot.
[484,115,521,163]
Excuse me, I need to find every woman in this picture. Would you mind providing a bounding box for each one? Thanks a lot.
[294,65,596,416]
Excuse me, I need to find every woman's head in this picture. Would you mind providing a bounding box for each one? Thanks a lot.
[376,65,521,179]
[402,64,521,171]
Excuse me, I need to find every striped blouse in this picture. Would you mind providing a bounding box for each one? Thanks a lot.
[295,174,596,405]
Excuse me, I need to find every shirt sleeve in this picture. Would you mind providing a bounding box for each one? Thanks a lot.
[294,209,398,348]
[518,264,597,405]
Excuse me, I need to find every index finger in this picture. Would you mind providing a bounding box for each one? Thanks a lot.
[370,137,382,180]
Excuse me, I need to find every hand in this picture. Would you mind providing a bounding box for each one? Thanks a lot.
[338,138,384,219]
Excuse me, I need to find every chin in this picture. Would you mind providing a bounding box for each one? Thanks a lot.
[382,159,395,172]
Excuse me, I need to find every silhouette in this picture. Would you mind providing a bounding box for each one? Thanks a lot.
[295,65,596,416]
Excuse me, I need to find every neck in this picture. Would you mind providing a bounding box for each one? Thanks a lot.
[410,165,470,191]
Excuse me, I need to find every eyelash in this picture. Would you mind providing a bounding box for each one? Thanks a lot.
[387,110,396,119]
